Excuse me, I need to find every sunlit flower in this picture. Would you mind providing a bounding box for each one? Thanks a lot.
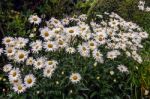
[117,65,129,73]
[14,50,28,63]
[3,64,12,72]
[13,84,26,94]
[69,73,81,83]
[9,68,21,80]
[28,15,41,24]
[24,74,36,88]
[66,47,76,54]
[43,66,55,78]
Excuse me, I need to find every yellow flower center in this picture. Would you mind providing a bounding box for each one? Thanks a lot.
[19,54,24,59]
[27,78,32,84]
[33,17,37,21]
[8,49,12,53]
[44,32,49,37]
[48,61,53,65]
[72,75,78,80]
[12,72,17,77]
[90,43,94,46]
[18,85,23,90]
[82,47,86,51]
[6,39,10,42]
[48,44,53,48]
[69,30,74,33]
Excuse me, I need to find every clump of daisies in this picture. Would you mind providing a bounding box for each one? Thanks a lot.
[138,1,150,12]
[1,12,148,94]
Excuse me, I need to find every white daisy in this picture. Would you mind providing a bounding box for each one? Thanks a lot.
[13,84,26,94]
[24,74,36,88]
[66,47,76,54]
[4,47,16,56]
[40,27,52,40]
[65,26,79,37]
[56,38,67,48]
[3,64,12,72]
[34,57,46,69]
[28,15,41,25]
[107,50,120,59]
[9,78,22,85]
[43,41,58,52]
[14,37,29,48]
[92,49,104,63]
[2,37,14,46]
[117,65,129,73]
[45,60,58,69]
[77,43,90,57]
[69,73,81,83]
[88,40,97,50]
[43,66,55,78]
[9,68,21,80]
[30,40,42,53]
[26,57,35,66]
[14,50,28,63]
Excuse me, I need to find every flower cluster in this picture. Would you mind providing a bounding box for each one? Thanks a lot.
[1,12,148,94]
[138,0,150,12]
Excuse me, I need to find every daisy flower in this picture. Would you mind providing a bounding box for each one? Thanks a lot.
[43,41,58,52]
[40,27,52,40]
[77,43,90,57]
[88,40,97,50]
[65,26,79,37]
[92,49,104,63]
[3,64,12,72]
[24,74,36,88]
[50,17,61,27]
[9,78,22,85]
[2,37,14,46]
[34,57,46,69]
[26,57,35,66]
[43,66,55,78]
[69,73,81,83]
[14,50,28,63]
[45,60,58,69]
[9,68,21,80]
[66,47,76,54]
[56,38,67,48]
[30,40,42,53]
[61,18,70,25]
[4,47,16,56]
[13,84,26,94]
[14,37,29,48]
[28,15,41,25]
[117,65,129,73]
[107,50,120,59]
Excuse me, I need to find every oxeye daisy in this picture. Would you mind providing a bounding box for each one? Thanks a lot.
[9,68,20,80]
[2,37,14,46]
[66,47,76,54]
[69,73,81,84]
[65,26,79,37]
[3,64,12,72]
[34,57,46,69]
[26,57,35,66]
[61,18,69,25]
[117,65,129,73]
[30,40,42,53]
[14,50,28,63]
[24,74,36,88]
[4,47,16,56]
[40,27,52,40]
[43,41,58,52]
[14,37,29,48]
[88,40,97,50]
[77,43,90,57]
[13,84,26,94]
[56,38,67,48]
[50,17,61,27]
[107,50,120,59]
[28,15,41,25]
[92,49,104,63]
[9,78,22,85]
[45,60,58,69]
[43,66,55,78]
[52,28,62,36]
